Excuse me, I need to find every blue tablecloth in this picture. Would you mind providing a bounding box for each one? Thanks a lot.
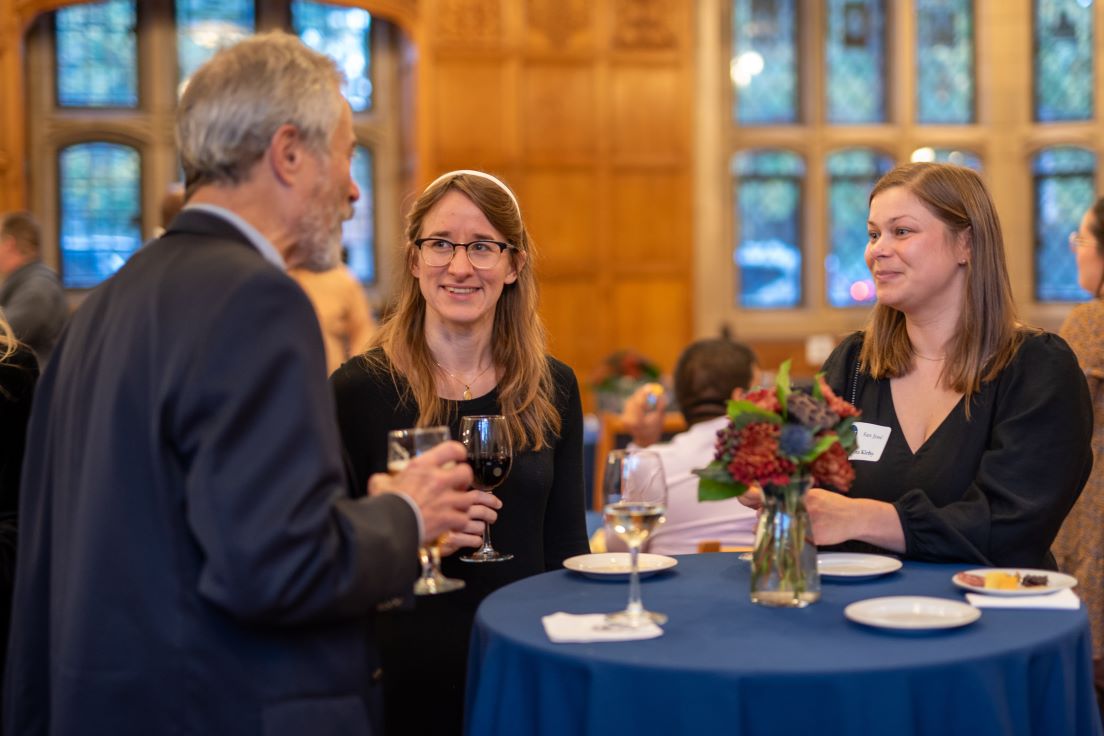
[465,553,1102,736]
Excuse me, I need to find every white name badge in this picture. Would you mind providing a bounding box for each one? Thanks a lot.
[849,422,891,462]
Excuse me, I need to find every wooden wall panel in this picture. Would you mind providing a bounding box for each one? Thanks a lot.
[610,65,685,161]
[429,60,511,161]
[612,278,688,370]
[539,279,607,379]
[609,169,688,271]
[520,64,598,160]
[521,169,598,276]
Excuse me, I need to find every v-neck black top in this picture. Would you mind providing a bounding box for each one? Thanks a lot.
[822,330,1092,569]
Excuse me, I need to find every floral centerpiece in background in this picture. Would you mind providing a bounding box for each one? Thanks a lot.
[590,349,662,413]
[693,360,860,607]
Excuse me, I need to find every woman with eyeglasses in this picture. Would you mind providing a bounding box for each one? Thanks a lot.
[330,170,589,735]
[1054,197,1104,720]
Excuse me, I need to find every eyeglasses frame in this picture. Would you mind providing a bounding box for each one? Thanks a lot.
[413,237,518,270]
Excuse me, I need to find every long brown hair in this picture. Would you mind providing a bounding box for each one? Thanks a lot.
[0,313,18,363]
[365,172,560,450]
[861,162,1024,401]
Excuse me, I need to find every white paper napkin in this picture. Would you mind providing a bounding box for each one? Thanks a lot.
[965,589,1081,610]
[541,612,663,643]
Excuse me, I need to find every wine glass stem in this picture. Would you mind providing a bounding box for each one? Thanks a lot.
[626,543,643,619]
[476,523,494,555]
[418,546,433,583]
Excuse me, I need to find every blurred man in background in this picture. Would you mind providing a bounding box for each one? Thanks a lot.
[0,211,67,369]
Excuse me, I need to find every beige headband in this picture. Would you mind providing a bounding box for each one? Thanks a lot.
[424,169,520,215]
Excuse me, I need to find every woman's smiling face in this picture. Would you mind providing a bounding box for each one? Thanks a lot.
[412,189,519,332]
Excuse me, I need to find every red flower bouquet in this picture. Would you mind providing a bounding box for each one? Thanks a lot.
[694,360,860,500]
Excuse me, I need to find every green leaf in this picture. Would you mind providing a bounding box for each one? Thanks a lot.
[798,432,841,463]
[693,461,750,501]
[775,359,792,417]
[811,371,826,400]
[725,399,783,431]
[834,416,859,452]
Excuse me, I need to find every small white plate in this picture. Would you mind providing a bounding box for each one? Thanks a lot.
[817,553,903,579]
[845,596,981,631]
[952,568,1078,597]
[563,553,678,580]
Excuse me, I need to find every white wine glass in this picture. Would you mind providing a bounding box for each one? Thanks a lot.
[388,426,465,595]
[603,449,668,627]
[459,415,513,563]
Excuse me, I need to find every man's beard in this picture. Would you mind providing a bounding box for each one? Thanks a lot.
[293,174,352,272]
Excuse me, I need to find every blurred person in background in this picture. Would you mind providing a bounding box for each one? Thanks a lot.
[615,338,760,554]
[290,246,377,376]
[1054,194,1104,720]
[0,211,67,369]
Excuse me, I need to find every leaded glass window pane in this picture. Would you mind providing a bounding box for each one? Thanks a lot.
[826,149,893,307]
[733,150,804,308]
[732,0,799,124]
[292,2,372,112]
[826,0,886,124]
[915,0,975,124]
[176,0,255,89]
[910,146,983,171]
[56,0,137,108]
[1034,146,1096,301]
[59,143,142,289]
[1034,0,1094,122]
[344,146,375,283]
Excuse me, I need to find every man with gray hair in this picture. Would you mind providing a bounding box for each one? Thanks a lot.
[5,32,495,735]
[0,211,67,368]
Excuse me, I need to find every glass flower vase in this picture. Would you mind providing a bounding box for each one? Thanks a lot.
[750,475,820,608]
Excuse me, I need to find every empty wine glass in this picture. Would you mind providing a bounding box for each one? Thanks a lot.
[603,449,668,627]
[459,415,513,563]
[388,426,465,595]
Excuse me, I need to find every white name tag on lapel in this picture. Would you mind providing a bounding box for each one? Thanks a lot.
[849,422,891,462]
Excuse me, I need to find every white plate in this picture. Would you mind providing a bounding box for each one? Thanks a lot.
[563,553,678,580]
[845,596,981,631]
[817,553,903,579]
[952,568,1078,597]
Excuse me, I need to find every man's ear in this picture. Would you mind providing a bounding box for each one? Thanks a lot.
[270,124,304,186]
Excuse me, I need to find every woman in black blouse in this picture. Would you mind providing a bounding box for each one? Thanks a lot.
[331,170,589,735]
[748,163,1091,569]
[0,314,38,694]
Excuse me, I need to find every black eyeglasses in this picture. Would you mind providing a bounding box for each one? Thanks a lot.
[414,238,516,270]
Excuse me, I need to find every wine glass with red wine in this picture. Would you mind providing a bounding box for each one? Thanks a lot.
[459,414,513,563]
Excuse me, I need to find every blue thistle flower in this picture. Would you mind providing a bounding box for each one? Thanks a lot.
[779,423,814,457]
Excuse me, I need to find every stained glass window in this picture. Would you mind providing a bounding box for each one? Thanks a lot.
[915,0,975,124]
[1034,146,1096,302]
[343,146,375,283]
[910,146,983,170]
[733,150,804,308]
[56,0,137,108]
[825,149,894,307]
[59,143,142,289]
[1034,0,1094,122]
[826,0,886,124]
[732,0,798,124]
[292,2,373,112]
[176,0,255,90]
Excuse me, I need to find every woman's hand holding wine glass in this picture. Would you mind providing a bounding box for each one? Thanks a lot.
[460,415,514,563]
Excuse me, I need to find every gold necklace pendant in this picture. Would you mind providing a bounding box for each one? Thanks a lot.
[463,386,473,401]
